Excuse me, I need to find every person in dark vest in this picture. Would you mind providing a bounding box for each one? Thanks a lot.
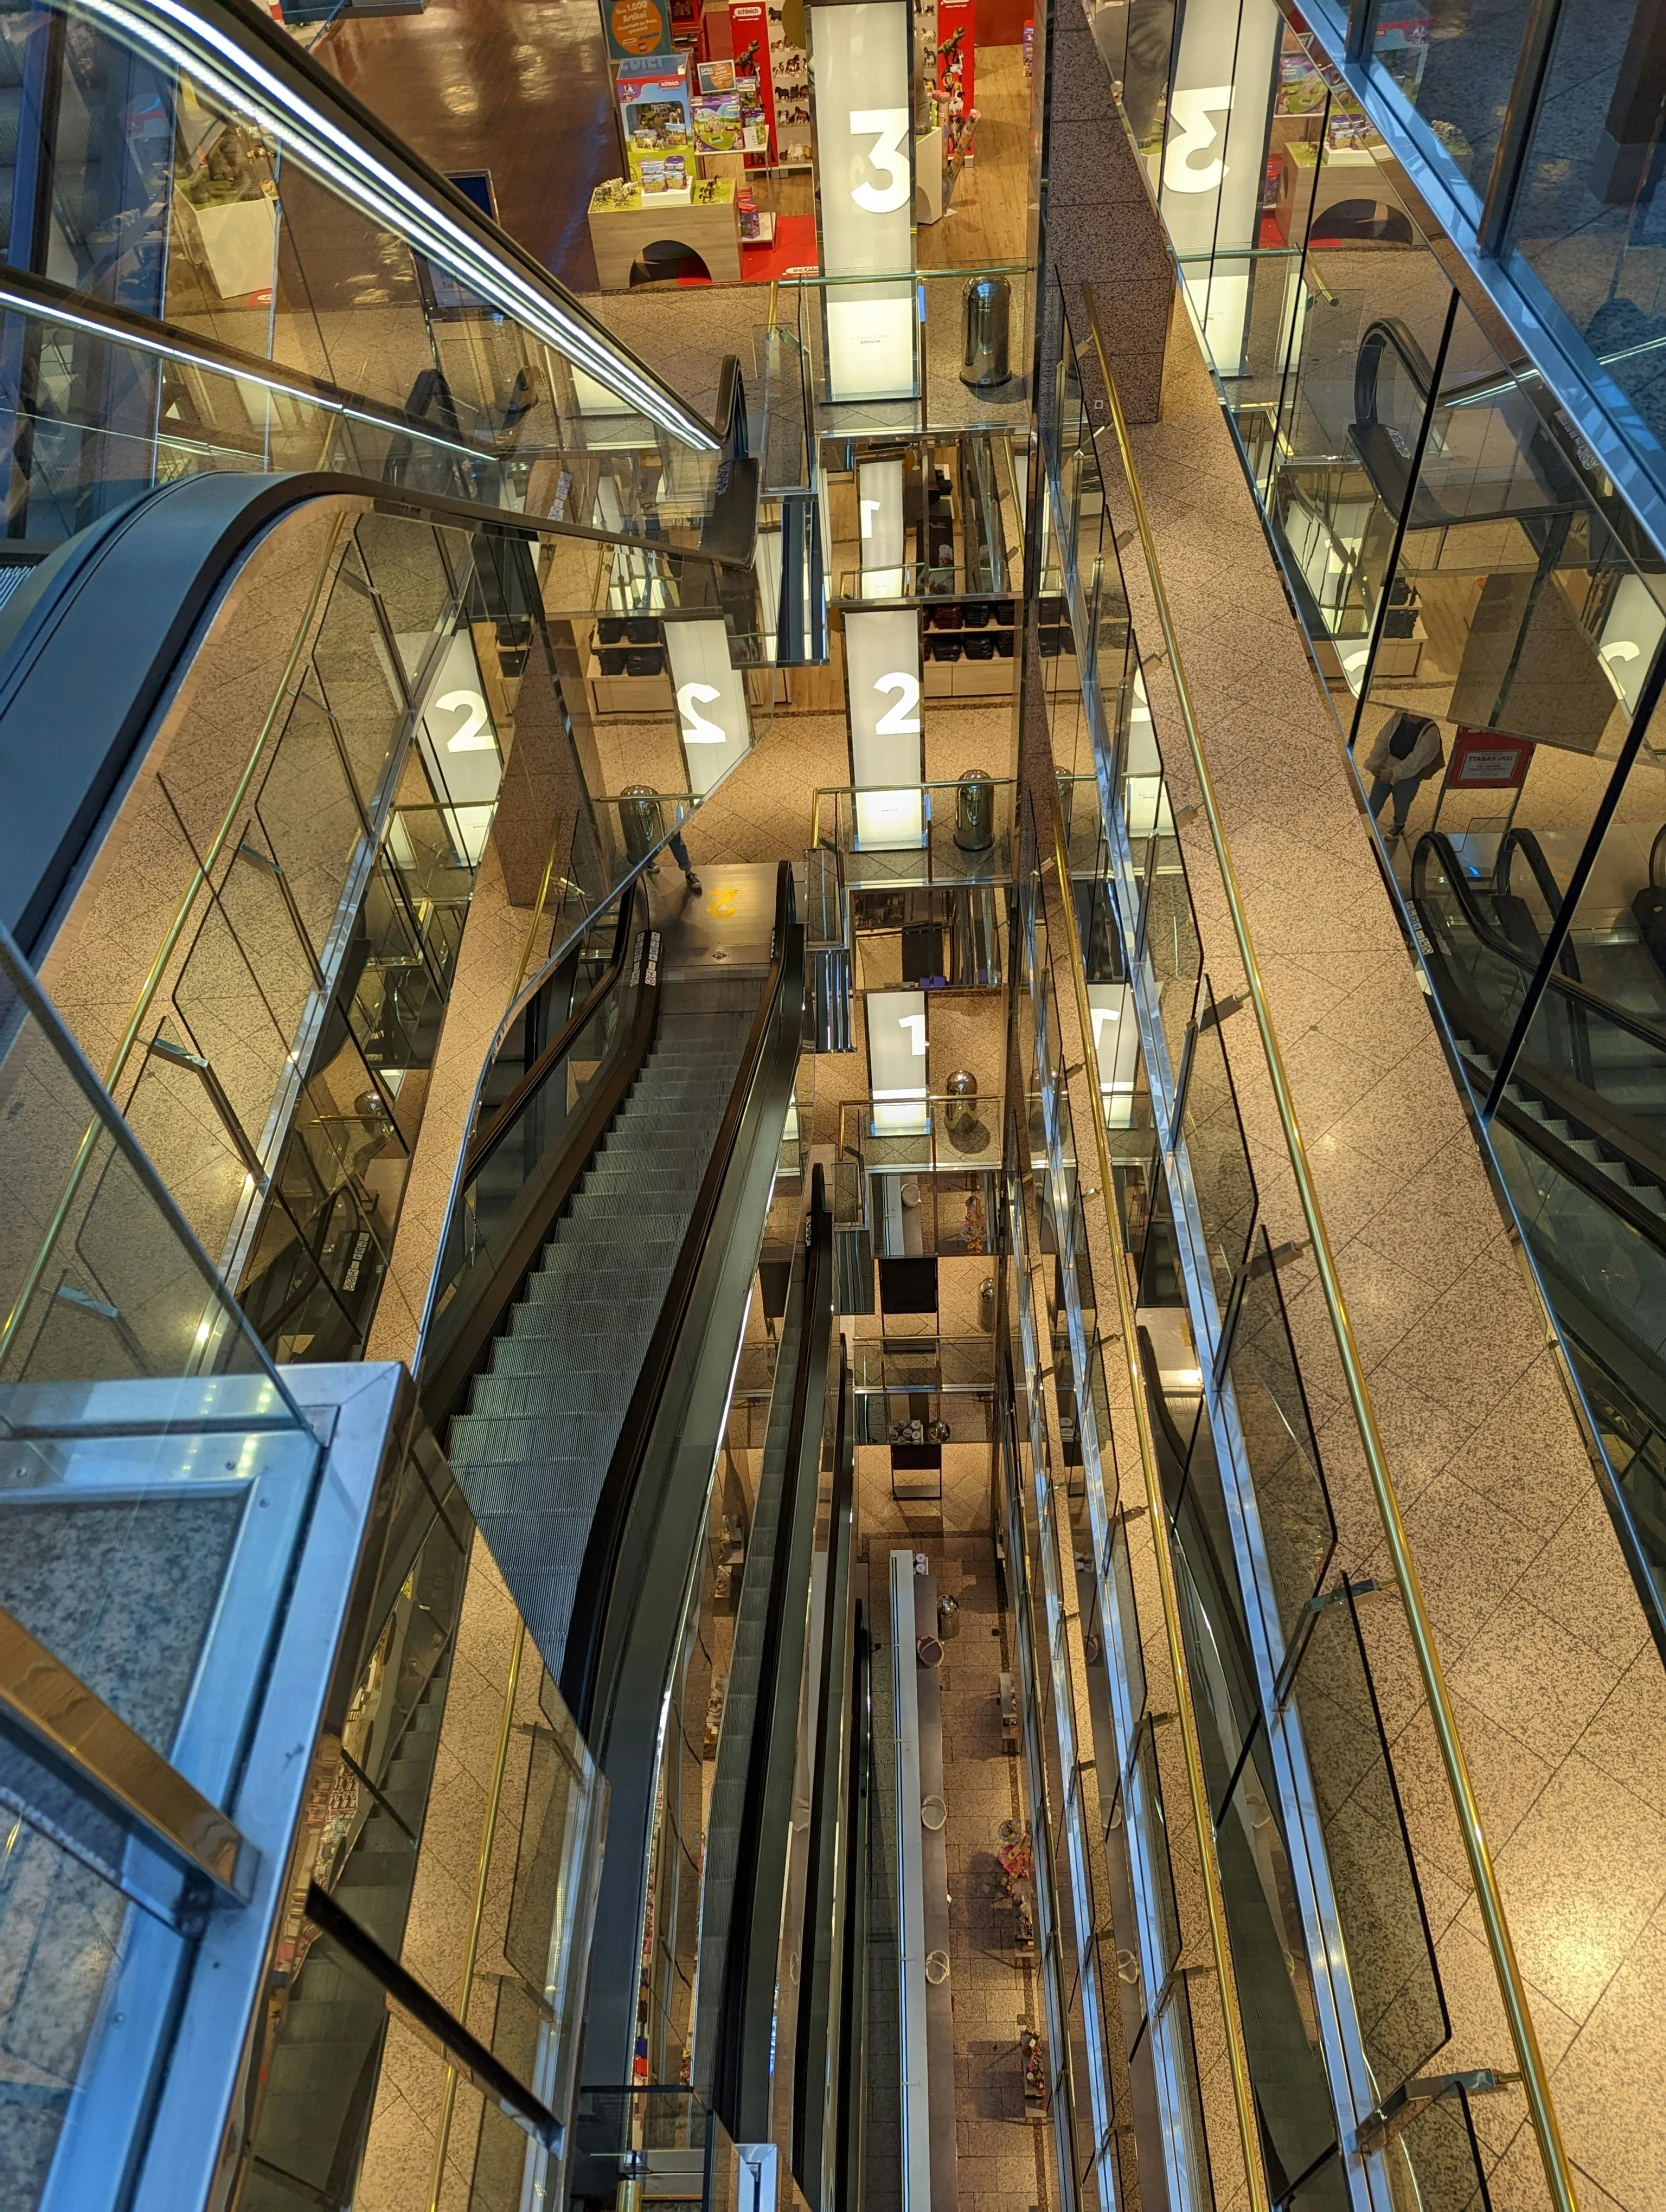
[1364,708,1445,840]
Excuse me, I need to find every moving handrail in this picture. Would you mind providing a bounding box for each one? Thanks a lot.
[563,860,800,1725]
[712,1168,836,2137]
[1498,826,1582,982]
[1082,283,1581,2212]
[1353,316,1435,423]
[1413,832,1666,1078]
[462,897,638,1185]
[419,880,656,1428]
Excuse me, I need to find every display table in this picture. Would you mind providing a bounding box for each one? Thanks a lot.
[1278,139,1402,242]
[587,178,741,290]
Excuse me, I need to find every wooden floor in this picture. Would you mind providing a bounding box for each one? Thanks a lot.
[316,0,621,291]
[918,46,1032,271]
[314,9,1031,290]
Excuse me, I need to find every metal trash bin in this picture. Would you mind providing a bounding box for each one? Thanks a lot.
[961,272,1011,389]
[955,768,996,852]
[619,783,665,868]
[944,1068,979,1143]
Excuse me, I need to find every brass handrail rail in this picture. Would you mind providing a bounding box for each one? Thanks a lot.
[835,1092,1004,1166]
[1045,796,1270,2212]
[1079,283,1577,2212]
[810,778,1017,849]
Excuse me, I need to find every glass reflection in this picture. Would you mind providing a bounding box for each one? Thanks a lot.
[1371,0,1537,211]
[1509,0,1666,480]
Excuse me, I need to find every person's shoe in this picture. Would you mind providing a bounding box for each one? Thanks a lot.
[646,858,661,875]
[685,869,703,894]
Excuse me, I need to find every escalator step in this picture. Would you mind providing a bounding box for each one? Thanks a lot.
[449,1411,633,1464]
[489,1336,643,1381]
[467,1373,637,1421]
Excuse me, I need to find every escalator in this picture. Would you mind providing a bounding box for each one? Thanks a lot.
[1411,830,1666,1219]
[438,950,770,1677]
[414,861,875,2125]
[1410,831,1666,1559]
[420,861,802,1698]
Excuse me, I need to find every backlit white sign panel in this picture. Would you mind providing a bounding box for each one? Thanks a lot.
[1158,0,1281,373]
[811,2,917,402]
[664,616,750,795]
[867,987,929,1133]
[858,455,907,597]
[844,606,924,848]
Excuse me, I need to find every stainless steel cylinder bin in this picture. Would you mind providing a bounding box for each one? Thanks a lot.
[945,1067,979,1142]
[619,783,665,867]
[955,768,996,852]
[960,272,1011,388]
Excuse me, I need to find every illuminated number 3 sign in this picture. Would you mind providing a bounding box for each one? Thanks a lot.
[850,108,911,212]
[1163,85,1234,194]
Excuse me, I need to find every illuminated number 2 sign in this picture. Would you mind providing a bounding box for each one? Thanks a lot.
[874,671,920,735]
[677,681,726,743]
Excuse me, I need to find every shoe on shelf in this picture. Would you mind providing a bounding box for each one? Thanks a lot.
[685,870,703,893]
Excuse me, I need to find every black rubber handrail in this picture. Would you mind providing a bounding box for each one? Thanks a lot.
[418,889,659,1430]
[462,887,639,1185]
[1414,831,1666,1059]
[305,1881,561,2152]
[716,357,748,461]
[1354,316,1435,424]
[1491,1089,1666,1257]
[1499,826,1582,984]
[716,1167,834,2137]
[562,860,797,1726]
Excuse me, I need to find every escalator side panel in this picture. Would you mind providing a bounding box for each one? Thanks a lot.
[0,471,348,957]
[704,1177,836,2143]
[578,924,806,2095]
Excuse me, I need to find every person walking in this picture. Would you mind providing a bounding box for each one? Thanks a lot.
[647,823,702,894]
[1364,707,1445,840]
